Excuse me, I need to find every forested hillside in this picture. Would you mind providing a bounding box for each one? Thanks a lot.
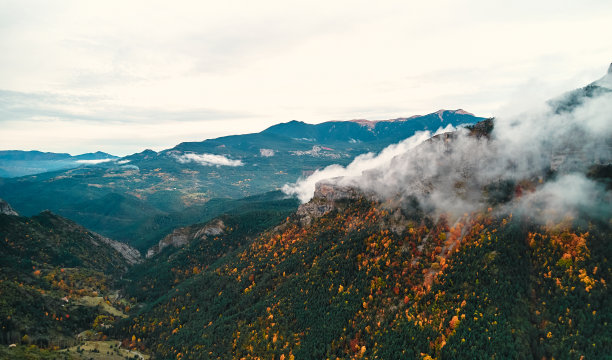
[114,190,610,359]
[0,210,140,349]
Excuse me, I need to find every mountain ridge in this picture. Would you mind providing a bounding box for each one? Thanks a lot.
[0,109,484,250]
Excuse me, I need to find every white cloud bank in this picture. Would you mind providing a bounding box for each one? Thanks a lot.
[260,149,275,157]
[75,159,114,165]
[515,173,610,224]
[173,153,243,167]
[283,125,456,202]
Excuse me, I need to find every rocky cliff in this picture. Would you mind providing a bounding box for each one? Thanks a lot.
[0,198,18,216]
[296,181,365,226]
[146,218,226,258]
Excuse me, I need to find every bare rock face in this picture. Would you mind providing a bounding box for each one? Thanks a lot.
[147,219,225,258]
[94,235,142,265]
[296,181,362,226]
[0,198,18,216]
[193,219,225,238]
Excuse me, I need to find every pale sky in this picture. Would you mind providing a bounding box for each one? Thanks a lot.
[1,0,610,156]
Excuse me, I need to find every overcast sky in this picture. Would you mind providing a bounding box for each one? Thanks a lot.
[1,0,610,156]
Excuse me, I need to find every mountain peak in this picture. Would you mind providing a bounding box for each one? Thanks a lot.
[434,109,475,116]
[591,63,612,89]
[453,108,475,116]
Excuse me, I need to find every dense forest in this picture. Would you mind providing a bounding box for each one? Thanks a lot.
[110,196,611,359]
[0,211,140,357]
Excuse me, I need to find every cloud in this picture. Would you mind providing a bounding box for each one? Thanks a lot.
[282,125,455,202]
[1,1,611,156]
[173,153,243,167]
[75,159,114,165]
[513,173,611,224]
[0,89,251,124]
[260,149,275,157]
[0,89,261,156]
[283,80,612,224]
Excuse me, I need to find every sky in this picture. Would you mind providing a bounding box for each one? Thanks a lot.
[0,0,610,156]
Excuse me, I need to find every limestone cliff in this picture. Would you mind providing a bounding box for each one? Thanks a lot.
[0,198,18,216]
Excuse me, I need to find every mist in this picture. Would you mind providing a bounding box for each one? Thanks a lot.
[173,153,244,167]
[282,125,455,202]
[283,71,612,224]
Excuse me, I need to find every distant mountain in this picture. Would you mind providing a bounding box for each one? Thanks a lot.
[0,150,116,162]
[0,150,73,161]
[0,110,484,250]
[263,109,478,143]
[0,150,118,178]
[72,151,119,160]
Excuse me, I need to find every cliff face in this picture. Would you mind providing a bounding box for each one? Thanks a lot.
[95,234,142,266]
[146,218,226,258]
[0,198,18,216]
[296,182,364,226]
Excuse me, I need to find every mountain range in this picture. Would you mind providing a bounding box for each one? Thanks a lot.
[0,151,117,178]
[0,109,484,251]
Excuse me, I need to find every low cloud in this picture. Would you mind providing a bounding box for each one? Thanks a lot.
[283,125,455,202]
[283,75,612,224]
[513,173,611,225]
[75,158,114,165]
[260,148,275,157]
[174,153,244,167]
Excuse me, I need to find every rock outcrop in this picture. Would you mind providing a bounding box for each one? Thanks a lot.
[94,234,142,265]
[40,209,142,266]
[296,181,363,226]
[147,218,226,258]
[0,198,18,216]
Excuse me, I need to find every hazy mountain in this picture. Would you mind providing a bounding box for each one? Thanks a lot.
[0,150,118,178]
[549,64,612,113]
